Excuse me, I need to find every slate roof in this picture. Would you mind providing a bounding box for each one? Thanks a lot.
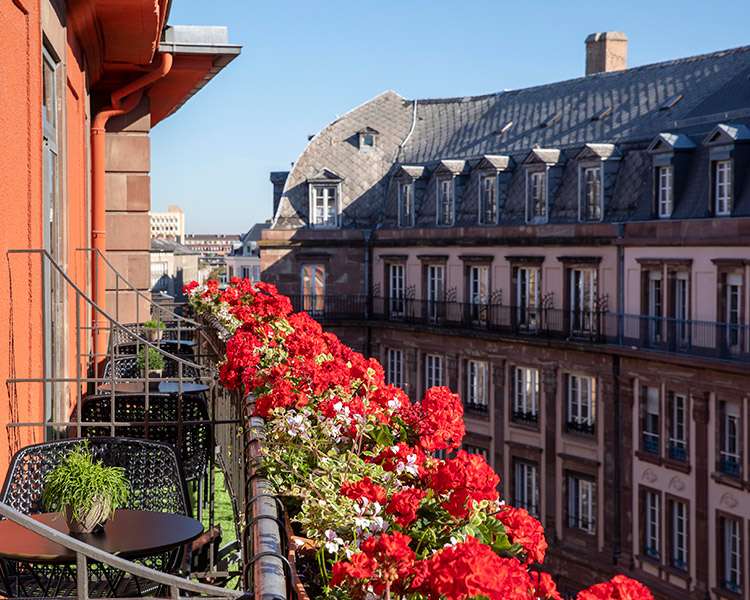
[400,44,750,163]
[151,238,199,254]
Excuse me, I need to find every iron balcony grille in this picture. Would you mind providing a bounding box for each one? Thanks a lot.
[287,295,750,363]
[565,420,596,436]
[512,410,539,424]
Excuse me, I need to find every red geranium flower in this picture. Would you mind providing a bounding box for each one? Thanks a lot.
[497,506,548,564]
[386,487,426,528]
[430,450,499,518]
[418,386,465,452]
[577,575,654,600]
[530,571,562,600]
[341,477,387,505]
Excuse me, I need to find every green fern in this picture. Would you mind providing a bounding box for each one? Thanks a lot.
[42,442,130,521]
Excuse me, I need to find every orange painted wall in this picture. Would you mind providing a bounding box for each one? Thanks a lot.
[0,0,45,475]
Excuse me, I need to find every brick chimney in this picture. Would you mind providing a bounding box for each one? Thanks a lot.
[585,32,628,75]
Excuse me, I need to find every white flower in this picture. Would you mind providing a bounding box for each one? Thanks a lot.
[324,529,343,554]
[387,398,401,411]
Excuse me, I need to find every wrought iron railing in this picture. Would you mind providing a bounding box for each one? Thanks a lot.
[288,295,750,362]
[3,249,258,597]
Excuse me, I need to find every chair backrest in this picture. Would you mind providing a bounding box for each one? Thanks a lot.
[0,437,190,517]
[79,394,210,481]
[102,355,200,379]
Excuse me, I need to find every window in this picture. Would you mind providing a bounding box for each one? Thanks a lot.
[673,273,689,347]
[464,444,489,459]
[514,460,540,516]
[721,516,742,594]
[669,499,688,571]
[425,354,444,389]
[479,174,497,224]
[310,185,338,228]
[570,268,597,335]
[437,178,454,226]
[363,133,375,147]
[581,166,602,221]
[715,160,733,216]
[465,360,488,412]
[567,474,595,534]
[668,393,688,462]
[642,386,660,455]
[657,166,673,218]
[515,267,540,330]
[566,374,596,434]
[647,270,663,344]
[527,170,547,222]
[643,490,660,559]
[719,401,741,478]
[512,367,539,423]
[426,264,445,321]
[468,265,489,323]
[386,348,404,389]
[724,274,742,351]
[241,266,252,279]
[150,261,168,288]
[388,263,405,317]
[398,182,414,227]
[301,264,325,314]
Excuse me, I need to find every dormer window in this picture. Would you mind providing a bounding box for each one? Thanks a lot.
[714,160,733,216]
[437,178,454,226]
[357,127,379,151]
[657,165,673,218]
[398,181,414,227]
[310,185,338,228]
[479,174,497,225]
[526,170,547,223]
[580,166,602,221]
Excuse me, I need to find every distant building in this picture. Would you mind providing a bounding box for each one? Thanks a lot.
[150,204,185,242]
[226,222,269,281]
[150,238,201,300]
[184,233,241,256]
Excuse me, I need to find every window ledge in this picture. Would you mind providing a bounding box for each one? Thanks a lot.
[661,563,690,581]
[635,552,661,568]
[510,419,541,433]
[711,587,744,600]
[635,450,662,466]
[711,471,744,490]
[663,458,691,474]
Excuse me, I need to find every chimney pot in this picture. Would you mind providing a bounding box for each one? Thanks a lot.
[585,31,628,75]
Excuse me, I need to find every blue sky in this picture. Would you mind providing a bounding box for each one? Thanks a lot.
[151,0,750,233]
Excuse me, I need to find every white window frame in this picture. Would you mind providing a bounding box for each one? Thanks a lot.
[579,165,603,222]
[648,270,663,343]
[514,461,539,517]
[570,267,598,334]
[715,160,733,216]
[674,273,689,346]
[426,264,445,321]
[516,266,540,330]
[309,184,339,228]
[644,490,660,558]
[513,366,539,418]
[643,386,660,454]
[466,360,488,409]
[479,173,497,225]
[721,402,741,469]
[567,373,596,429]
[526,169,548,223]
[724,517,742,592]
[388,263,405,316]
[425,354,444,389]
[671,499,687,570]
[669,393,687,459]
[469,264,489,323]
[436,177,455,226]
[725,274,742,350]
[657,165,674,218]
[386,348,404,389]
[398,181,415,227]
[300,263,326,314]
[567,474,595,534]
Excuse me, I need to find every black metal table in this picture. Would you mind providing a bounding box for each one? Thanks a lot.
[0,510,202,597]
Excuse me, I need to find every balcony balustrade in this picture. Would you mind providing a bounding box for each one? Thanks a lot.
[565,419,596,436]
[719,454,742,478]
[642,432,660,455]
[511,410,539,424]
[668,440,688,462]
[288,295,750,362]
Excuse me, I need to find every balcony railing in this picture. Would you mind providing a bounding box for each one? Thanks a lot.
[642,432,660,454]
[565,420,596,436]
[512,410,539,424]
[287,295,750,362]
[668,440,688,462]
[719,453,742,478]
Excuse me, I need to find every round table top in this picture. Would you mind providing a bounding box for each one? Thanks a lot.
[0,510,203,564]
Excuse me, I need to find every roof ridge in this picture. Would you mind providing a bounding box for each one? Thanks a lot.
[410,44,750,105]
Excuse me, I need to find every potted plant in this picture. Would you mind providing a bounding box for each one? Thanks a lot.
[143,318,166,342]
[42,442,129,534]
[136,345,166,378]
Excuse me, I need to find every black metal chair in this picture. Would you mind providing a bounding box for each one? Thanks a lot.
[0,437,190,598]
[79,394,211,482]
[100,354,201,382]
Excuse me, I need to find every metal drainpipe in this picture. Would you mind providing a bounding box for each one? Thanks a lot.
[90,53,173,361]
[364,229,374,356]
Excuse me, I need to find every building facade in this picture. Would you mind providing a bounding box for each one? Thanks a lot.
[184,233,241,256]
[261,33,750,599]
[225,222,268,282]
[150,204,186,242]
[150,238,200,300]
[0,0,238,475]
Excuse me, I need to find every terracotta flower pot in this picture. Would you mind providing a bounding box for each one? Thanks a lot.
[64,498,111,534]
